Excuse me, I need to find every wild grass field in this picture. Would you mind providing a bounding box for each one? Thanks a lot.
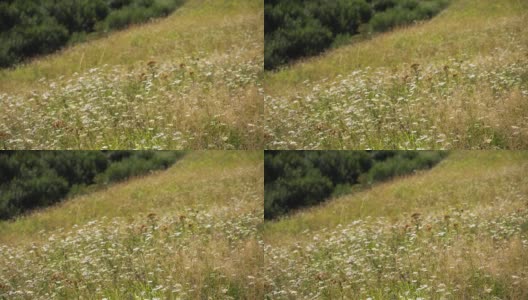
[264,0,528,150]
[0,151,264,299]
[0,0,263,150]
[263,151,528,299]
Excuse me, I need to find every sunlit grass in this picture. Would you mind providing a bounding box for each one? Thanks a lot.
[264,0,528,149]
[0,0,263,150]
[263,151,528,299]
[0,151,264,299]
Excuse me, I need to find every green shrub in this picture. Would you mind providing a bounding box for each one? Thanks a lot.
[370,0,397,11]
[0,166,69,218]
[265,170,334,220]
[96,151,184,184]
[102,7,142,30]
[8,18,69,58]
[366,151,447,183]
[150,151,184,168]
[369,0,449,32]
[331,33,354,49]
[0,39,14,68]
[152,0,181,16]
[110,0,133,9]
[331,183,354,198]
[95,157,152,184]
[107,150,135,162]
[0,3,18,31]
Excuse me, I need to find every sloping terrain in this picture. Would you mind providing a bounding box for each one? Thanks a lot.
[264,0,528,150]
[0,151,264,299]
[264,152,528,299]
[0,0,263,150]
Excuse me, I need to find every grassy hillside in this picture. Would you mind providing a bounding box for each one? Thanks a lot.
[263,151,528,299]
[265,0,528,149]
[0,0,263,150]
[0,151,264,299]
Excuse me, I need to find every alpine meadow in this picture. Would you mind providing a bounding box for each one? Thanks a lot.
[264,0,528,150]
[0,0,263,150]
[0,151,264,299]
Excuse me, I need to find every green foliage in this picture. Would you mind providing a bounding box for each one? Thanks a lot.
[0,0,185,68]
[264,0,449,70]
[0,151,185,220]
[264,151,448,219]
[7,17,69,59]
[365,151,446,183]
[369,0,449,32]
[100,0,181,31]
[95,151,179,184]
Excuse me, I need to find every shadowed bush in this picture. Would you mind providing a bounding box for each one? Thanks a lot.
[365,151,446,183]
[369,0,449,32]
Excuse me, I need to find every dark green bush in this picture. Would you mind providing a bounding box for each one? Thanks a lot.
[7,18,69,60]
[49,0,110,33]
[370,0,397,11]
[0,154,70,219]
[0,151,185,220]
[107,150,134,161]
[97,0,183,31]
[369,0,449,32]
[331,183,354,198]
[264,151,448,219]
[365,151,446,183]
[110,0,133,9]
[96,156,153,184]
[0,3,18,31]
[265,169,333,220]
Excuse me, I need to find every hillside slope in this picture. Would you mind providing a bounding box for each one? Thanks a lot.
[0,0,263,150]
[0,151,264,299]
[265,0,528,150]
[264,152,528,299]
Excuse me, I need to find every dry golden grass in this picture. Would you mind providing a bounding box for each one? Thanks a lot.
[264,151,528,299]
[0,0,263,150]
[264,0,528,149]
[0,151,264,299]
[265,0,526,91]
[264,151,528,243]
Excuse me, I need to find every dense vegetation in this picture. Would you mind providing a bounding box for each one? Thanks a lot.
[0,151,264,299]
[0,0,184,68]
[0,151,184,220]
[264,0,528,150]
[265,151,447,219]
[264,0,450,70]
[0,0,262,150]
[264,152,528,299]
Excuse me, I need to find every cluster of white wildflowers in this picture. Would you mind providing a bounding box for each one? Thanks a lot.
[0,208,263,299]
[265,48,528,150]
[0,48,263,150]
[265,199,528,299]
